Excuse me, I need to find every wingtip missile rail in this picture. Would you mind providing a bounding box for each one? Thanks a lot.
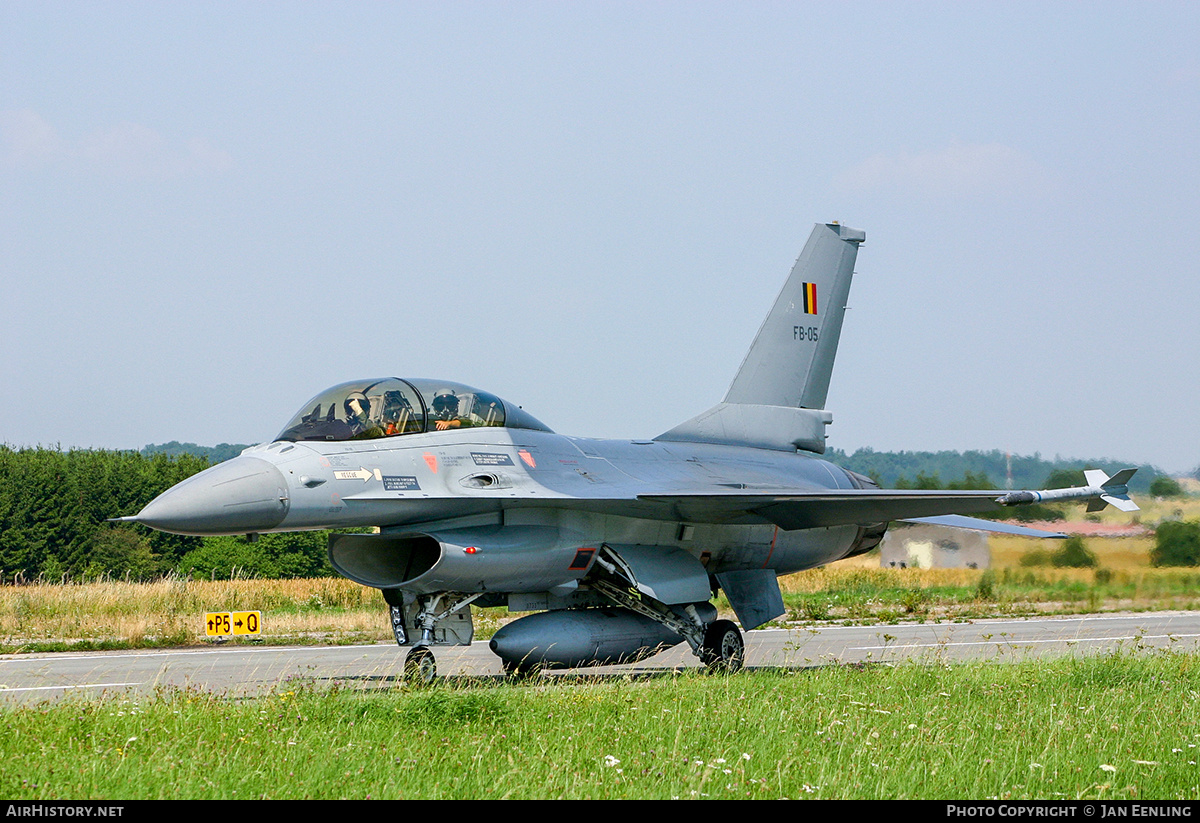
[995,468,1139,513]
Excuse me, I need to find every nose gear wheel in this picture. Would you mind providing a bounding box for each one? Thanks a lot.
[404,646,437,685]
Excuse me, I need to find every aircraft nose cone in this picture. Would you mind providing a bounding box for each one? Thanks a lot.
[134,456,290,535]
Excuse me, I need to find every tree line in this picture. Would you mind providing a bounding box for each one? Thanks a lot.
[0,446,334,583]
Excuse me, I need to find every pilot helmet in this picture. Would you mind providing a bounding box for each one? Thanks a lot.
[344,392,370,420]
[431,389,459,417]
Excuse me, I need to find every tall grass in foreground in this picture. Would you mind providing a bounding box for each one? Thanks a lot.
[2,653,1198,799]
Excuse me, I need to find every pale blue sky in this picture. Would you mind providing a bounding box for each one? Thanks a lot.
[3,2,1198,473]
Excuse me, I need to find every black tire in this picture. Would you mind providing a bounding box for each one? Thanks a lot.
[699,619,744,673]
[404,646,437,685]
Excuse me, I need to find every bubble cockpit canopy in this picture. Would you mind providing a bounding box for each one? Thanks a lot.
[276,378,552,443]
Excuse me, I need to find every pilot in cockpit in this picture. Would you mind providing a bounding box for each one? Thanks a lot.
[431,389,471,431]
[345,392,383,439]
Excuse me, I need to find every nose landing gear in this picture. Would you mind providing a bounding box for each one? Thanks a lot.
[404,646,437,685]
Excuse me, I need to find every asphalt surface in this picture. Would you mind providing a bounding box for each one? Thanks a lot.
[3,611,1199,704]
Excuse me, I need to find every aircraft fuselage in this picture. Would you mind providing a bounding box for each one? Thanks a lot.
[138,426,871,585]
[125,222,1130,678]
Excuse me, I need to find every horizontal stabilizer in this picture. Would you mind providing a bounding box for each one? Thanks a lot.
[901,515,1067,538]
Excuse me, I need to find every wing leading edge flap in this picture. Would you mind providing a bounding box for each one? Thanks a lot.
[638,489,1009,531]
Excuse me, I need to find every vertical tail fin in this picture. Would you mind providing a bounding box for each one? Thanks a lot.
[724,222,864,410]
[656,223,864,453]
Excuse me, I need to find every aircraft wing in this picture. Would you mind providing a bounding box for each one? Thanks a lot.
[345,468,1132,537]
[637,489,1022,531]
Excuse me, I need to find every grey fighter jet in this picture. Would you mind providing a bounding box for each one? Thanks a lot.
[122,223,1138,680]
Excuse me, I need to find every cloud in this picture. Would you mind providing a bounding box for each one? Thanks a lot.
[78,121,232,179]
[0,109,67,170]
[1,109,231,180]
[835,139,1054,200]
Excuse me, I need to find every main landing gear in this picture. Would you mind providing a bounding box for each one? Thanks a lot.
[699,619,745,672]
[589,548,746,674]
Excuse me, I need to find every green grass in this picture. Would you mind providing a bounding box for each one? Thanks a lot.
[4,652,1199,799]
[773,566,1200,624]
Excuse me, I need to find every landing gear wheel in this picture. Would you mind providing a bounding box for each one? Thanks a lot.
[699,619,744,673]
[404,646,437,685]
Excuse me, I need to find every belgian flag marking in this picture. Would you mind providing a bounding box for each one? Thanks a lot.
[802,282,818,315]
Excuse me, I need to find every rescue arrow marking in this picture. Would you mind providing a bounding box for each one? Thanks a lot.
[333,467,375,482]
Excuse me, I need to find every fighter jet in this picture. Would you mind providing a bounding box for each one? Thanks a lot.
[122,223,1138,680]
